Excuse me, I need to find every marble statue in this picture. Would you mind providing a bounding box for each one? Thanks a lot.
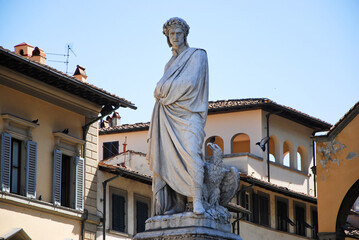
[146,17,209,216]
[136,17,242,240]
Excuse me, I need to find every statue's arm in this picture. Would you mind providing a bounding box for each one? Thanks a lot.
[159,50,208,106]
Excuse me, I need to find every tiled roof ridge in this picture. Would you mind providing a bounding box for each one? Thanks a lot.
[100,98,331,134]
[99,121,150,134]
[239,172,316,201]
[209,98,330,126]
[99,160,315,201]
[100,150,146,161]
[327,101,359,136]
[0,46,135,108]
[98,161,151,179]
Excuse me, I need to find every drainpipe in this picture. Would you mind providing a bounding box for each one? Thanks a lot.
[236,191,240,235]
[311,134,317,197]
[266,111,282,182]
[81,209,88,240]
[81,103,120,239]
[102,171,122,240]
[266,113,271,182]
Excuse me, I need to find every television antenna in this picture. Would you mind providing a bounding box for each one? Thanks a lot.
[47,44,77,74]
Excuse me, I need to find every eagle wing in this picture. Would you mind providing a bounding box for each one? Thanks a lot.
[219,167,240,206]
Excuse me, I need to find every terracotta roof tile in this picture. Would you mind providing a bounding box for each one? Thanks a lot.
[100,122,150,135]
[98,161,152,184]
[239,172,317,203]
[14,42,33,47]
[0,46,136,109]
[99,159,316,203]
[100,98,331,134]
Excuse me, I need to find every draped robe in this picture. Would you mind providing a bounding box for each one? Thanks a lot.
[146,48,209,215]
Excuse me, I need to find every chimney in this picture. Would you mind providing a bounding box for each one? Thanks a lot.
[30,47,46,64]
[73,65,87,82]
[14,42,34,59]
[111,112,121,127]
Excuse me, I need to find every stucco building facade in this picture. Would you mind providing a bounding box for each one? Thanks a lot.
[0,43,136,240]
[315,102,359,240]
[98,98,331,239]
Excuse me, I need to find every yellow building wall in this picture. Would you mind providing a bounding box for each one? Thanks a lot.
[0,201,81,240]
[0,84,84,203]
[316,114,359,233]
[0,84,86,239]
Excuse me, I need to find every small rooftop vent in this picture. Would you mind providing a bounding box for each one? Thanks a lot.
[73,65,87,82]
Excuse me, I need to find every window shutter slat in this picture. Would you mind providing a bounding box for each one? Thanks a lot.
[1,133,11,193]
[53,149,62,205]
[112,194,126,232]
[26,141,37,198]
[75,156,84,210]
[136,201,148,233]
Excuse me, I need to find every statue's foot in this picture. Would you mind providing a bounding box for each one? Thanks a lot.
[193,200,205,215]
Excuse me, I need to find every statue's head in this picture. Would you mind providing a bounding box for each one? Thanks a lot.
[163,17,190,48]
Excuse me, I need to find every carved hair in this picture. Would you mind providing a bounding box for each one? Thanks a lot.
[163,17,190,47]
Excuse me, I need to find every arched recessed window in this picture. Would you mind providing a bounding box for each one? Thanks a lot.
[232,133,250,154]
[297,153,302,171]
[269,136,278,162]
[283,141,293,167]
[205,136,224,156]
[297,146,308,171]
[19,49,24,56]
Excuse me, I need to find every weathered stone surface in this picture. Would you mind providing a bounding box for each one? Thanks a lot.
[134,226,242,240]
[145,212,231,232]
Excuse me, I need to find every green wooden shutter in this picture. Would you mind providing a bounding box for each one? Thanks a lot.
[252,193,259,224]
[1,133,11,193]
[112,194,126,232]
[136,201,148,233]
[26,141,37,198]
[75,156,84,210]
[53,149,62,205]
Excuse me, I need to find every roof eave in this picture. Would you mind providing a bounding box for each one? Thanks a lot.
[0,47,136,109]
[99,164,152,185]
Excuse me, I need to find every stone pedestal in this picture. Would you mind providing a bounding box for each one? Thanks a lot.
[134,212,242,240]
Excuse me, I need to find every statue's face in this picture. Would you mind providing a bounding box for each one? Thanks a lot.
[169,27,185,49]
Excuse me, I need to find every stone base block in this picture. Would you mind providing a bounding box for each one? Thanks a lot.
[145,212,230,232]
[134,212,241,240]
[134,226,242,240]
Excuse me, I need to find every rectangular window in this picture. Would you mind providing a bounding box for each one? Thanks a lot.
[61,154,72,208]
[240,191,250,221]
[10,139,21,194]
[112,194,126,232]
[1,115,38,198]
[1,134,37,198]
[251,192,270,226]
[312,209,318,239]
[259,194,270,226]
[52,149,83,209]
[277,199,288,232]
[135,195,150,233]
[103,141,119,159]
[295,205,306,236]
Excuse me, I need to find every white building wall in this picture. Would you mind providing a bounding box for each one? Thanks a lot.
[99,130,148,160]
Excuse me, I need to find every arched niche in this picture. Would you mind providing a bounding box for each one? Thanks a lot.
[231,133,250,154]
[283,140,294,167]
[269,135,279,163]
[297,146,308,171]
[205,136,224,156]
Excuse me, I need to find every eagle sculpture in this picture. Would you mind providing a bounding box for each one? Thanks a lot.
[202,142,239,221]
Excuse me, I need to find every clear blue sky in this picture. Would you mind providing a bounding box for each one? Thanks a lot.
[1,0,358,125]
